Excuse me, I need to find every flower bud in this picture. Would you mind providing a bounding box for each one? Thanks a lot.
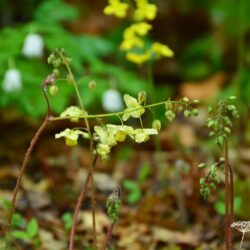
[67,74,74,84]
[138,91,147,104]
[88,80,96,89]
[49,85,58,96]
[152,120,161,131]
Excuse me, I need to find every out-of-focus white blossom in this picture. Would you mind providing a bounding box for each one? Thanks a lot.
[2,69,22,92]
[102,89,123,112]
[22,33,44,58]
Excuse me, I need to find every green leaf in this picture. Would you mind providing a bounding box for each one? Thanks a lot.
[12,230,30,241]
[62,212,73,232]
[123,180,141,204]
[27,218,39,238]
[138,162,151,183]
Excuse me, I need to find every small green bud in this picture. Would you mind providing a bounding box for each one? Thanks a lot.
[138,91,147,104]
[207,120,214,128]
[209,131,215,137]
[184,110,191,118]
[199,178,205,185]
[192,99,199,104]
[178,106,184,112]
[53,58,62,68]
[224,127,231,134]
[192,109,199,116]
[210,183,216,190]
[227,105,236,111]
[228,96,237,100]
[53,68,60,77]
[165,110,176,122]
[198,163,207,168]
[49,85,58,96]
[232,110,239,118]
[88,80,96,89]
[182,97,189,103]
[216,136,224,147]
[152,120,161,131]
[208,106,213,114]
[67,74,74,84]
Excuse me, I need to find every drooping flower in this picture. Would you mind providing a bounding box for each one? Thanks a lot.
[107,124,135,142]
[134,0,158,21]
[133,128,158,143]
[55,129,88,146]
[22,33,44,58]
[103,0,129,18]
[126,52,151,65]
[2,69,22,92]
[102,89,123,112]
[122,94,145,121]
[150,42,174,58]
[60,106,87,122]
[120,36,144,50]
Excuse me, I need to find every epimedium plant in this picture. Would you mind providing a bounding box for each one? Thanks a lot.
[198,96,239,250]
[5,47,200,250]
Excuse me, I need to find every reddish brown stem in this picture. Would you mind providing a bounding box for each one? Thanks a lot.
[69,155,98,250]
[228,163,234,247]
[8,74,55,230]
[8,116,49,229]
[102,223,115,250]
[224,139,231,250]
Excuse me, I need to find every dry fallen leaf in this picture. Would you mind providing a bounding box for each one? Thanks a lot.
[151,226,200,246]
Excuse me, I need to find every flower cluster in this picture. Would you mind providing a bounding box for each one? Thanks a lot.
[94,124,158,158]
[103,0,174,65]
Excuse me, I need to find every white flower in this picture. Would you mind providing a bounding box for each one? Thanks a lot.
[22,33,44,58]
[2,69,22,92]
[102,89,123,112]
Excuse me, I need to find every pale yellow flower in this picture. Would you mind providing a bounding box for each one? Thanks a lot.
[97,143,111,156]
[134,0,157,21]
[126,52,151,65]
[123,22,152,39]
[107,124,135,142]
[133,128,158,143]
[94,126,117,147]
[122,94,145,121]
[55,129,87,146]
[60,106,87,123]
[150,42,174,58]
[103,0,129,18]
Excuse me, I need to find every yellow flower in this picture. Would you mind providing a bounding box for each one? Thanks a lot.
[133,128,158,143]
[103,0,129,18]
[97,143,111,156]
[55,129,88,146]
[134,0,157,21]
[60,106,87,123]
[122,94,145,120]
[150,42,174,58]
[94,126,117,147]
[126,52,151,65]
[123,22,152,39]
[120,36,144,50]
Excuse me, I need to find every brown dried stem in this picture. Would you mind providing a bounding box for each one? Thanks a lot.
[69,154,98,250]
[102,223,115,250]
[8,74,55,230]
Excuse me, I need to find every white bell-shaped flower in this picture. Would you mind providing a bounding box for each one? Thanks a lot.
[2,69,22,92]
[22,33,44,58]
[102,89,123,112]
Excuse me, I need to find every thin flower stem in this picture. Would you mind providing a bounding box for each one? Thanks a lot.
[8,74,54,229]
[49,101,185,121]
[59,52,97,250]
[102,223,115,250]
[69,155,98,250]
[240,232,245,249]
[8,117,49,230]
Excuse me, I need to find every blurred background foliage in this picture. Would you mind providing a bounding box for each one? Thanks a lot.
[0,0,249,118]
